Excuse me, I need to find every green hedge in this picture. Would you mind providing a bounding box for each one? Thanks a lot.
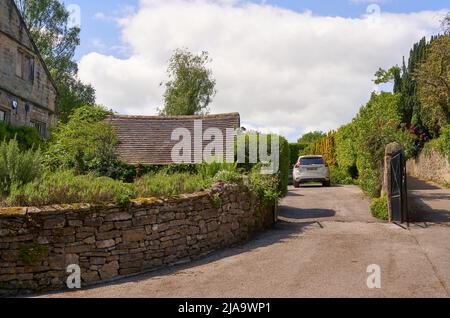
[370,196,388,220]
[289,143,303,166]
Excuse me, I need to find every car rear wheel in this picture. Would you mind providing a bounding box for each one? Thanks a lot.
[294,181,300,188]
[322,180,331,187]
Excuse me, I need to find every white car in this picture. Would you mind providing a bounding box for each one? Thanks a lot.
[293,155,330,188]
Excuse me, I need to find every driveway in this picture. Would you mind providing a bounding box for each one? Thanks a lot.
[38,185,450,298]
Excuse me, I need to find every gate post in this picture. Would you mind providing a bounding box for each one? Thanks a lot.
[382,142,403,222]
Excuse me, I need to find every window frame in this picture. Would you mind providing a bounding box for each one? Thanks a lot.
[16,49,35,83]
[30,120,47,137]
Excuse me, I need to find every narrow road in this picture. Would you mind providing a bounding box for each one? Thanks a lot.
[39,185,450,298]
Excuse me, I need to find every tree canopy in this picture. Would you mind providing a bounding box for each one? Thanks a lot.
[159,49,216,116]
[414,35,450,137]
[297,131,325,145]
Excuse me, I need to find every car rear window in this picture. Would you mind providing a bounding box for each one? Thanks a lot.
[299,157,325,165]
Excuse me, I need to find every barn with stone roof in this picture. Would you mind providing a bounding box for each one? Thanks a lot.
[109,113,241,165]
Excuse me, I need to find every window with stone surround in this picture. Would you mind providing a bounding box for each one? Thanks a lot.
[16,50,35,83]
[31,120,46,137]
[0,109,10,123]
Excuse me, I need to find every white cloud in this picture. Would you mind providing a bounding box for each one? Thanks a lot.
[79,0,444,141]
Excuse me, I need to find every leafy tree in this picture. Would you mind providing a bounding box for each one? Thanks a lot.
[45,105,116,175]
[160,49,216,116]
[297,131,325,145]
[373,66,401,87]
[15,0,96,122]
[396,37,429,125]
[414,35,450,137]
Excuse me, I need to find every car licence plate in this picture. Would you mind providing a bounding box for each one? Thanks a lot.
[307,167,318,171]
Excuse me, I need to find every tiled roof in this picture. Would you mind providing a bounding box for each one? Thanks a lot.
[109,113,240,165]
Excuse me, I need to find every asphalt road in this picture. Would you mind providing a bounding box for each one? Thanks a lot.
[39,184,450,298]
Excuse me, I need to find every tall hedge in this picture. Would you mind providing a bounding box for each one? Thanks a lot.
[289,143,303,166]
[309,131,337,166]
[237,132,290,197]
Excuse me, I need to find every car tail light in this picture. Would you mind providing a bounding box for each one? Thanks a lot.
[294,163,300,169]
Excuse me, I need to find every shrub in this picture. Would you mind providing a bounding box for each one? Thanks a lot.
[7,170,133,206]
[44,105,117,175]
[371,196,389,220]
[247,166,280,207]
[329,166,355,185]
[197,160,237,179]
[277,135,290,197]
[134,172,212,198]
[213,170,243,184]
[437,124,450,159]
[235,132,289,197]
[0,139,42,196]
[0,123,43,150]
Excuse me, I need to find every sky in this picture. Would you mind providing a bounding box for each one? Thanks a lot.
[68,0,449,141]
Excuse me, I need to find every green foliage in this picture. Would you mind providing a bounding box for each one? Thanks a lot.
[289,143,304,166]
[57,78,97,123]
[335,123,357,172]
[19,242,48,265]
[197,160,238,179]
[209,192,222,209]
[134,172,212,198]
[370,196,389,220]
[247,166,280,207]
[351,92,415,197]
[329,166,355,185]
[278,136,290,197]
[45,105,117,175]
[297,131,325,145]
[213,170,243,184]
[373,66,401,85]
[0,139,42,196]
[160,49,216,116]
[323,92,416,198]
[0,123,43,150]
[308,131,337,166]
[7,170,133,206]
[436,124,450,160]
[236,133,289,197]
[414,35,450,138]
[15,0,96,122]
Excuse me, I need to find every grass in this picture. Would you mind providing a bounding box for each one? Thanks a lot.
[4,161,281,208]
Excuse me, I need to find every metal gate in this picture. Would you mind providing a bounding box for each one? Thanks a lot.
[390,150,408,223]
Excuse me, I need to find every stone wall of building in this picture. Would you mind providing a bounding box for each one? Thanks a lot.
[0,183,275,295]
[0,0,57,135]
[406,149,450,184]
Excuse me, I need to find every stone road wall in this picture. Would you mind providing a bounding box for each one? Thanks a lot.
[0,183,274,295]
[406,149,450,184]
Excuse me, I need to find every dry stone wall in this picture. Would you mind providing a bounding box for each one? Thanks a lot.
[406,149,450,184]
[0,183,274,296]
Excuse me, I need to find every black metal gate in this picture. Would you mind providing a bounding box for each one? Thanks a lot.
[390,150,408,223]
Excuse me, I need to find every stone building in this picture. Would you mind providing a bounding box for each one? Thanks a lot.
[0,0,57,137]
[109,113,241,164]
